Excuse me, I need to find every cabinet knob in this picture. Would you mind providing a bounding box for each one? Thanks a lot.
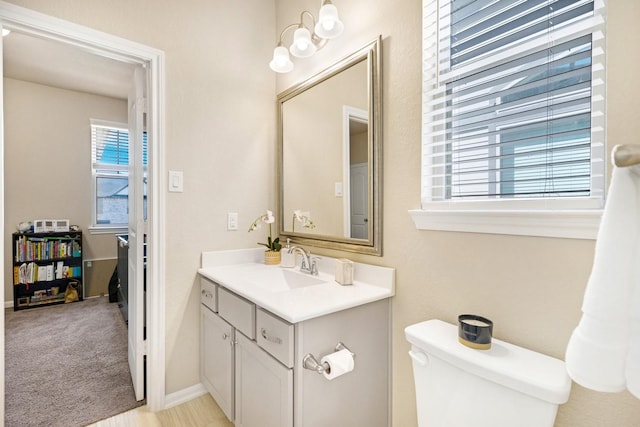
[222,333,229,340]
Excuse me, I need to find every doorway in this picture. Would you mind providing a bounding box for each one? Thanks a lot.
[0,2,166,419]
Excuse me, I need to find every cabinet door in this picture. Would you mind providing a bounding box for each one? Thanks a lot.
[201,306,234,421]
[235,332,293,427]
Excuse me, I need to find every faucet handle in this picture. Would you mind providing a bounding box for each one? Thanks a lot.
[309,256,321,276]
[300,256,309,271]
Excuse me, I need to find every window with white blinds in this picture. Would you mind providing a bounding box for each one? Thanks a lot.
[422,0,606,206]
[92,123,131,173]
[90,120,147,228]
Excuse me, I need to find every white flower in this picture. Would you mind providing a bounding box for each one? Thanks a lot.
[292,210,316,231]
[263,210,275,224]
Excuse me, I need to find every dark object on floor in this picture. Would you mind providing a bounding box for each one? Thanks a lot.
[108,266,119,303]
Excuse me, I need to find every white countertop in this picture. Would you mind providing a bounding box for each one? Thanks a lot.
[198,248,395,323]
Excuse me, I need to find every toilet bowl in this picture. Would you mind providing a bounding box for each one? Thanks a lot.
[405,319,571,427]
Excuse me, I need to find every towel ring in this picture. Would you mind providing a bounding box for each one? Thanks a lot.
[612,144,640,167]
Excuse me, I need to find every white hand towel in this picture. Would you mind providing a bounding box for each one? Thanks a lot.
[566,315,628,391]
[626,254,640,397]
[566,165,640,393]
[626,319,640,398]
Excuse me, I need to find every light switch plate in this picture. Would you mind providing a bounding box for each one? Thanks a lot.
[169,170,183,192]
[227,212,238,230]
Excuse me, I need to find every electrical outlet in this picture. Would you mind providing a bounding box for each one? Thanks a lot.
[227,212,238,231]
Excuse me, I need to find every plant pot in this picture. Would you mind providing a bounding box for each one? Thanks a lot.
[264,250,281,265]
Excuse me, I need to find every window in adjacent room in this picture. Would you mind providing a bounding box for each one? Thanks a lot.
[413,0,606,238]
[90,119,147,230]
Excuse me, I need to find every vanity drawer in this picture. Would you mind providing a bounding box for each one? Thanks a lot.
[218,287,256,340]
[257,308,294,368]
[200,276,217,312]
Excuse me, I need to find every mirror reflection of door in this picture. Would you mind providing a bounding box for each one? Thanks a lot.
[344,108,369,239]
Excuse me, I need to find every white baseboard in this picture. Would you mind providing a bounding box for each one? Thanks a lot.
[163,383,208,410]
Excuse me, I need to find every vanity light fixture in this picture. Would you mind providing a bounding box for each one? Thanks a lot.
[269,0,344,74]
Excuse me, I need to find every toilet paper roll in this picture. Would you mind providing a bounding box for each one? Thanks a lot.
[320,348,355,380]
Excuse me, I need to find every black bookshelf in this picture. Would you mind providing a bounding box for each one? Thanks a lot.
[12,231,83,310]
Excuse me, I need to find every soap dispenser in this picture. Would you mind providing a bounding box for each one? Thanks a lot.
[281,238,296,268]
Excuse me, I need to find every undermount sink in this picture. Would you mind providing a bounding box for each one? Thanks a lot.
[243,267,327,292]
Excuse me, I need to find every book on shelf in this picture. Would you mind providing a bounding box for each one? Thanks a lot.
[46,264,54,281]
[56,261,63,279]
[36,266,46,282]
[18,263,27,285]
[26,263,34,284]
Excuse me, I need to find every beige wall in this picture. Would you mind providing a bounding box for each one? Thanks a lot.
[4,1,640,425]
[276,0,640,426]
[3,78,127,301]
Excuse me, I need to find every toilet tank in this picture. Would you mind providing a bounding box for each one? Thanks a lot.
[405,320,571,427]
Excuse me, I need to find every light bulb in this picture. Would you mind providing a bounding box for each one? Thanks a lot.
[322,20,335,31]
[290,27,317,58]
[269,46,293,73]
[314,4,344,39]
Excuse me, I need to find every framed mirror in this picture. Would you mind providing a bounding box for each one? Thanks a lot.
[278,36,382,255]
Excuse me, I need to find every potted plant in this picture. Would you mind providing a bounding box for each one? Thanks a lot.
[248,210,282,264]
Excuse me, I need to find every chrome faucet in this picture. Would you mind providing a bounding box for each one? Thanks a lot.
[288,246,319,275]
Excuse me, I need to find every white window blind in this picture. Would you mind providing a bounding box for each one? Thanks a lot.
[90,120,147,228]
[422,0,606,205]
[92,121,131,173]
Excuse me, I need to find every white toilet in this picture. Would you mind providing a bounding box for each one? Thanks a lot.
[405,319,571,427]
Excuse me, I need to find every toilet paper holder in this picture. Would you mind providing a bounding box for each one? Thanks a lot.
[303,342,355,375]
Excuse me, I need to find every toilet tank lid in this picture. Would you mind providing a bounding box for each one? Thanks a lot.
[405,319,571,404]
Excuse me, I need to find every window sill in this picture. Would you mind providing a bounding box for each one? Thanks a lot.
[88,225,127,235]
[409,208,602,239]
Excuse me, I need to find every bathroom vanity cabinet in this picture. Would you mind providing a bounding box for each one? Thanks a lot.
[199,262,392,427]
[201,279,293,426]
[201,302,234,419]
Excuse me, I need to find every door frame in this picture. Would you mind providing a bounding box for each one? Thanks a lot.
[0,0,167,417]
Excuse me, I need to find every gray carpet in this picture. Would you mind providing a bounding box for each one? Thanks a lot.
[5,297,144,427]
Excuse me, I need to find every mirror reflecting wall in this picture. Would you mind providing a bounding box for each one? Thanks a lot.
[278,36,381,255]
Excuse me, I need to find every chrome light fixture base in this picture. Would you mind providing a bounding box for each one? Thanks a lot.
[270,0,344,74]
